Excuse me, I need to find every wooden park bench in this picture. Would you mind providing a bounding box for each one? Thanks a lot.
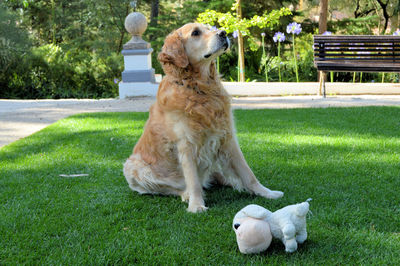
[313,35,400,97]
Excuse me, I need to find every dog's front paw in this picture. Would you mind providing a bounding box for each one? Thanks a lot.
[180,191,189,202]
[187,205,208,213]
[187,200,208,213]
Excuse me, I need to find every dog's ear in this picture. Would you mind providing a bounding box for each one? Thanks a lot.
[158,31,189,69]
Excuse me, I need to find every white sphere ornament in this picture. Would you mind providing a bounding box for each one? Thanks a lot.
[123,12,150,49]
[125,12,147,37]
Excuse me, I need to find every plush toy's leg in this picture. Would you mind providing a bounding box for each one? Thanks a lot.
[296,228,307,244]
[284,238,298,253]
[282,224,298,253]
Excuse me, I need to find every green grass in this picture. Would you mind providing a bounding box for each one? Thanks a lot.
[1,107,400,264]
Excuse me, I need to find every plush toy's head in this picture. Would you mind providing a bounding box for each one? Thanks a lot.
[233,217,272,254]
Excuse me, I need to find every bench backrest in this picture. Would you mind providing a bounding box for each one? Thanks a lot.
[314,35,400,62]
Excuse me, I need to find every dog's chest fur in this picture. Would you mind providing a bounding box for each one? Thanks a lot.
[195,129,229,186]
[168,91,232,185]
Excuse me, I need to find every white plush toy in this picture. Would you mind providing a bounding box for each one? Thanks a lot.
[233,199,311,253]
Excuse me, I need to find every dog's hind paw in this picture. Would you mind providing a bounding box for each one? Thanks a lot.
[253,185,284,199]
[266,190,284,199]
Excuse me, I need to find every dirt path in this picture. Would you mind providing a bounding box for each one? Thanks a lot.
[1,95,400,148]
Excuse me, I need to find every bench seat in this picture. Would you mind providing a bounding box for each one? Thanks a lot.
[315,60,400,73]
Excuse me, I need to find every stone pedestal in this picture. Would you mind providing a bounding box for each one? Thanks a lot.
[118,12,159,98]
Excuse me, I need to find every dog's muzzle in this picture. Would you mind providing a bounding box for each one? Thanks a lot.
[204,30,230,58]
[217,30,230,50]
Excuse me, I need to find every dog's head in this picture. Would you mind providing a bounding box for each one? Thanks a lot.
[158,23,230,73]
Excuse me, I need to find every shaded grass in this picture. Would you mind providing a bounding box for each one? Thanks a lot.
[1,107,400,264]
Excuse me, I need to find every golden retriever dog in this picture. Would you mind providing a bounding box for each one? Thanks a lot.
[123,23,283,213]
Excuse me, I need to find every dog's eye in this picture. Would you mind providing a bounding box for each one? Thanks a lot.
[191,30,201,37]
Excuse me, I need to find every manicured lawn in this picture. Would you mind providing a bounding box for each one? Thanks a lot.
[1,107,400,264]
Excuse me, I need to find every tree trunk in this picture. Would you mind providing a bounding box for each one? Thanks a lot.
[150,0,159,26]
[318,0,329,34]
[236,0,245,82]
[354,0,375,18]
[354,0,361,18]
[317,0,329,83]
[51,0,56,44]
[117,4,130,52]
[390,1,399,31]
[398,0,400,31]
[398,0,400,30]
[376,0,390,34]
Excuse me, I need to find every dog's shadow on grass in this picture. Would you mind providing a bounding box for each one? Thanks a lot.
[123,183,284,215]
[203,183,285,211]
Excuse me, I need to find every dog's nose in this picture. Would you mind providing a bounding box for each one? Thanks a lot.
[234,223,240,230]
[217,30,227,38]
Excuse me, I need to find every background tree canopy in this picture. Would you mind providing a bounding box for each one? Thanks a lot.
[0,0,399,99]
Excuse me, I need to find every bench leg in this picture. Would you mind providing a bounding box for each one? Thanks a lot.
[319,71,326,98]
[318,72,322,96]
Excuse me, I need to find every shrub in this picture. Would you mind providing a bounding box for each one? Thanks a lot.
[0,43,123,99]
[0,4,31,97]
[0,4,123,99]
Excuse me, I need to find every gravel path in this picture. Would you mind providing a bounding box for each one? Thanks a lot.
[1,95,400,148]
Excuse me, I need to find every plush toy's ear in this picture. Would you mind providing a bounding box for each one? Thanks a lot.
[158,31,189,68]
[242,204,271,219]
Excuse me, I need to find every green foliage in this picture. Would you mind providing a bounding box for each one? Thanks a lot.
[330,16,380,35]
[274,33,317,82]
[294,33,317,82]
[0,4,30,74]
[236,32,317,83]
[1,0,128,98]
[197,3,291,51]
[1,0,396,98]
[197,6,291,34]
[1,43,122,99]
